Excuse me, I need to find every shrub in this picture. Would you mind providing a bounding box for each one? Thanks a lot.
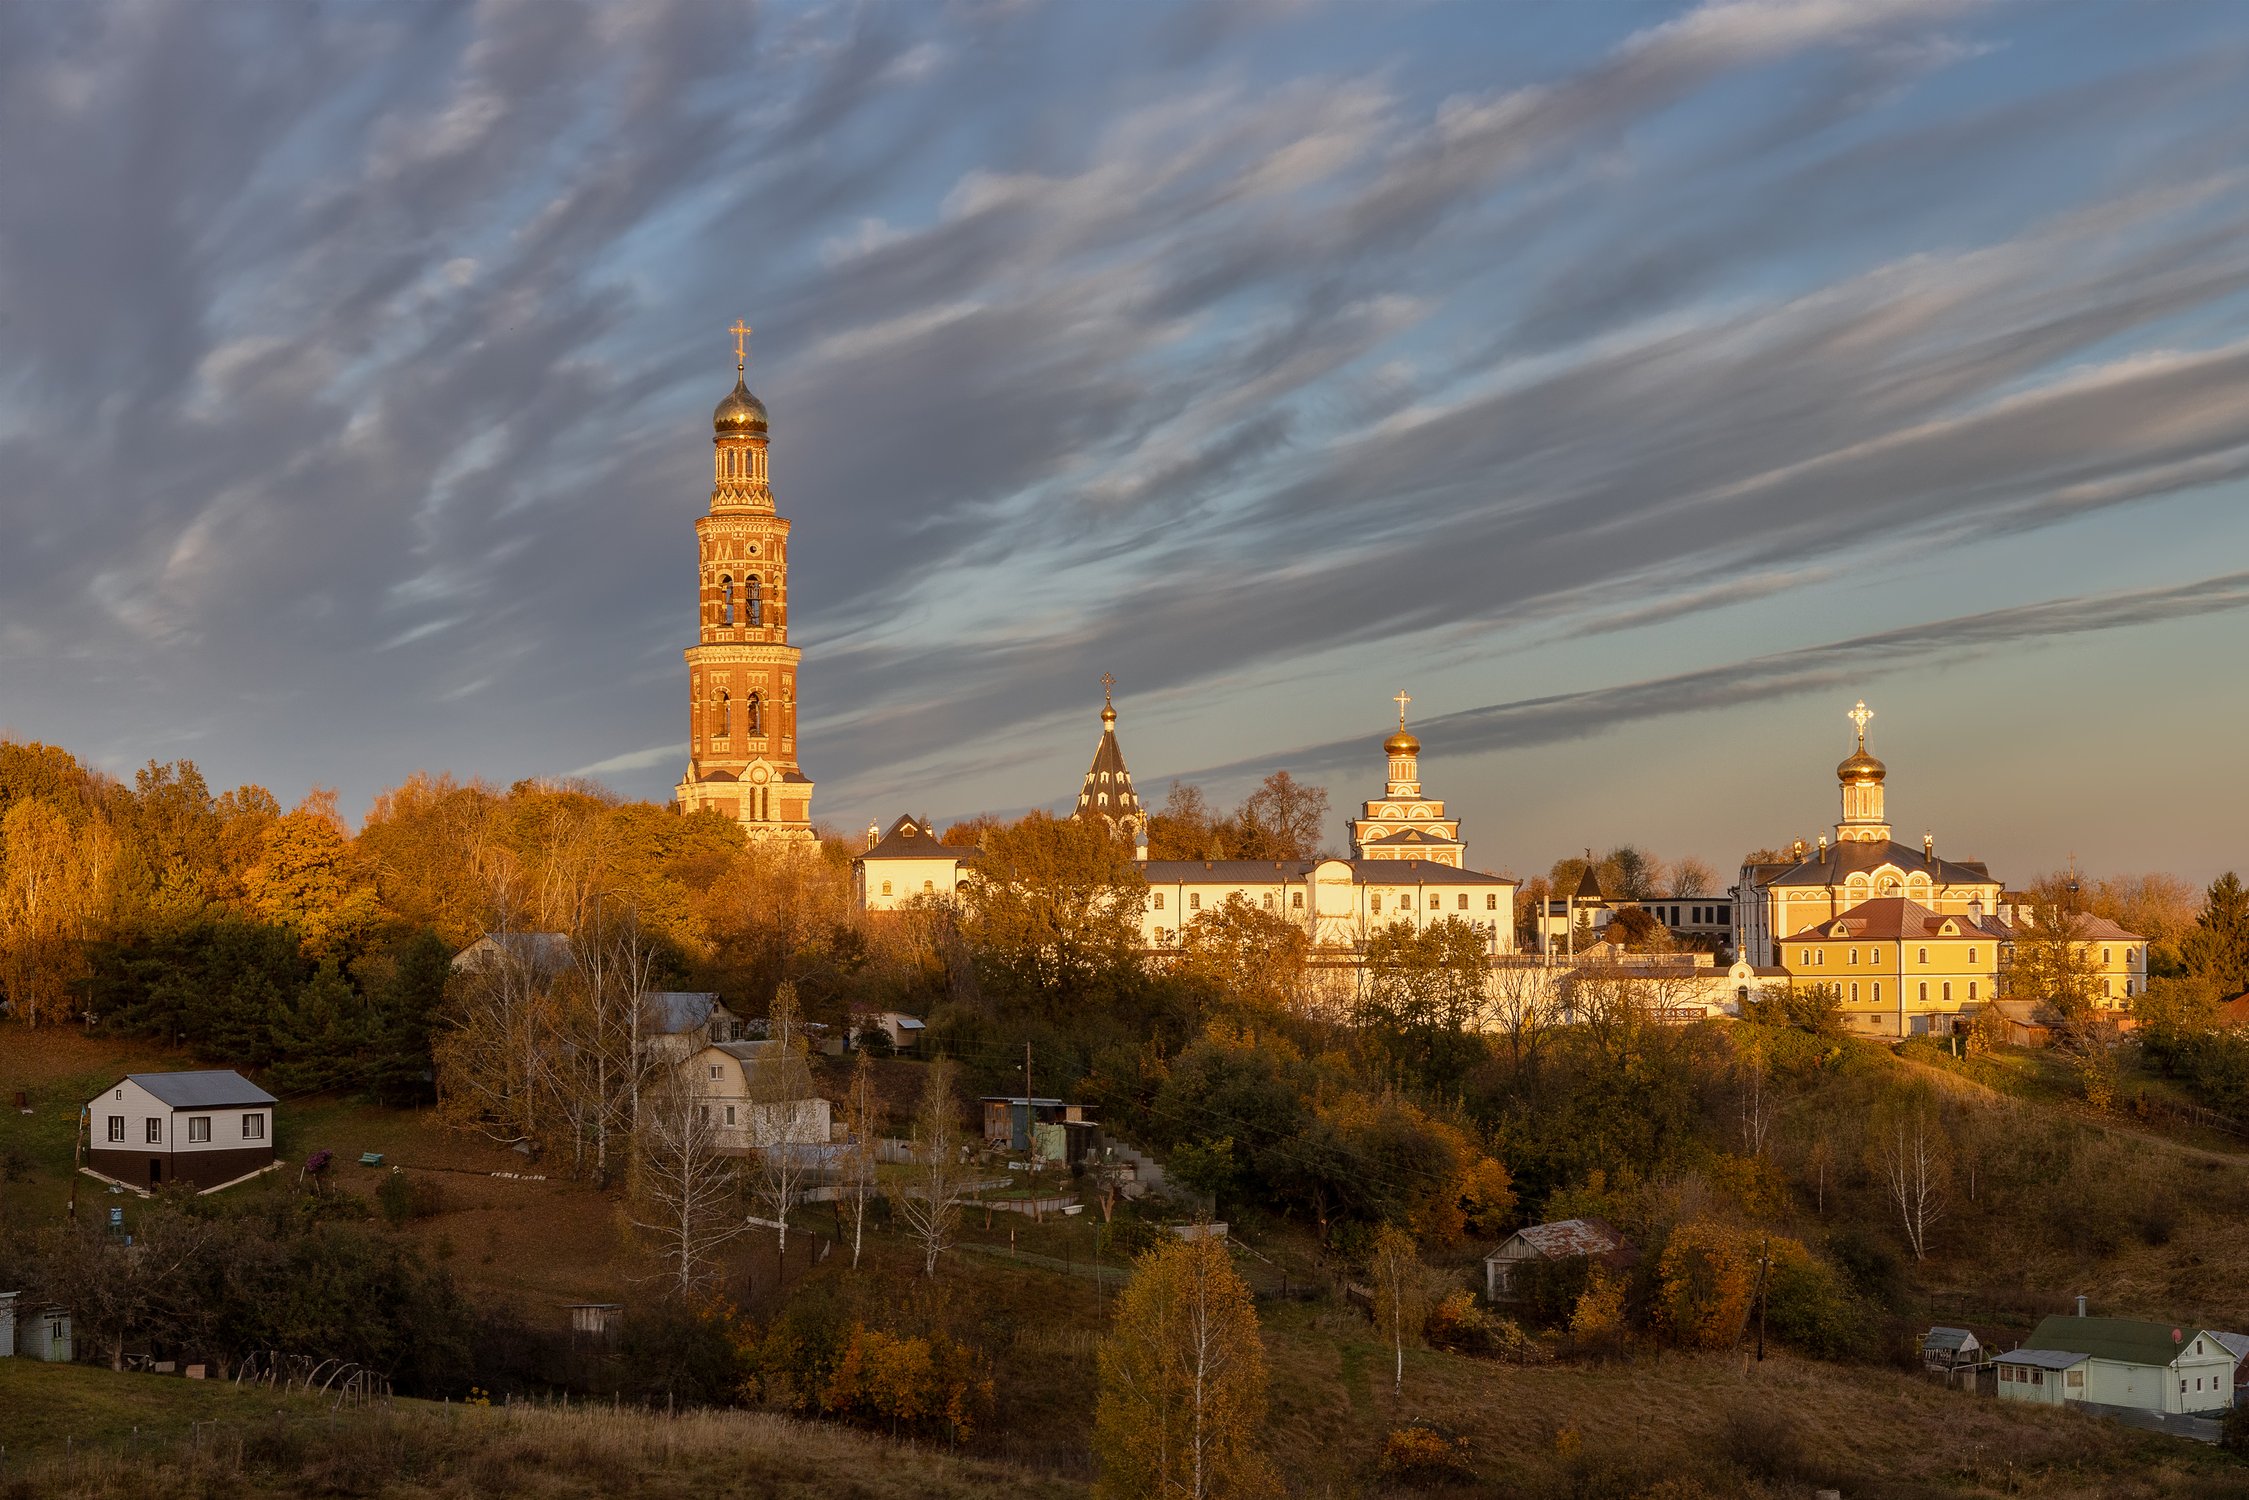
[1381,1423,1474,1486]
[1761,1246,1869,1359]
[1655,1221,1756,1350]
[2223,1398,2249,1455]
[1715,1402,1820,1486]
[376,1169,445,1226]
[1567,1267,1627,1356]
[1423,1289,1547,1363]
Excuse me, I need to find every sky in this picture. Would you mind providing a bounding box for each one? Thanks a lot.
[3,0,2248,886]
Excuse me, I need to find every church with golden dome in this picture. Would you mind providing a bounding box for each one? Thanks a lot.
[1737,701,2000,967]
[1348,691,1465,867]
[674,324,816,841]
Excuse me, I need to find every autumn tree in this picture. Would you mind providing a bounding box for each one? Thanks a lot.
[243,789,380,958]
[1655,1219,1757,1350]
[0,795,115,1025]
[1175,895,1311,1013]
[2002,896,2102,1028]
[959,812,1145,1008]
[1232,771,1330,861]
[1095,1236,1276,1500]
[1355,918,1490,1096]
[1367,1226,1435,1399]
[899,1057,968,1278]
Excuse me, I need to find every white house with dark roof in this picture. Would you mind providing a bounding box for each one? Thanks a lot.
[85,1071,277,1193]
[854,814,974,911]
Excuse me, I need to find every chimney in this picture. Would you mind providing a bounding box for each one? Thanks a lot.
[1923,832,1934,862]
[1817,835,1828,858]
[2076,1294,2088,1318]
[866,820,880,852]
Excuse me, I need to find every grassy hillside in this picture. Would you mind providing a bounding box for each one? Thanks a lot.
[0,1361,1077,1499]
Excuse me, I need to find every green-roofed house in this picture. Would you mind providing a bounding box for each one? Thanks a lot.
[1997,1311,2236,1416]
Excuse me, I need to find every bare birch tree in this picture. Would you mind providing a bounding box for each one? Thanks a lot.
[840,1045,883,1268]
[1869,1095,1949,1260]
[631,1073,747,1296]
[1737,1036,1773,1158]
[747,982,821,1254]
[433,873,562,1149]
[898,1056,967,1278]
[1488,960,1559,1079]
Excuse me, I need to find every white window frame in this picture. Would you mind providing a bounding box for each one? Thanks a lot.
[242,1113,265,1141]
[107,1115,125,1143]
[187,1116,211,1144]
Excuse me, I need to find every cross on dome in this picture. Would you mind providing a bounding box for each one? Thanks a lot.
[1847,699,1874,747]
[730,319,752,373]
[1394,689,1412,729]
[1101,671,1116,709]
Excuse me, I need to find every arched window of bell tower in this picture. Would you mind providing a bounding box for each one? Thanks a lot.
[746,575,763,627]
[714,687,730,737]
[719,576,735,626]
[725,450,737,478]
[747,690,763,735]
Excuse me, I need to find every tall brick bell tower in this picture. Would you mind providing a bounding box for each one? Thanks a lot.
[674,322,816,842]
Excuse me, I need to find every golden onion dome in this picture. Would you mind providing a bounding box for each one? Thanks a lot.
[1837,747,1886,783]
[713,377,768,436]
[1385,729,1421,756]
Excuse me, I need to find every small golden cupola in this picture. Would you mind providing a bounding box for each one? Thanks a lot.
[1835,699,1891,842]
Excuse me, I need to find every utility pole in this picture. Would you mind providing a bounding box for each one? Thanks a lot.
[1022,1041,1034,1163]
[1754,1237,1771,1362]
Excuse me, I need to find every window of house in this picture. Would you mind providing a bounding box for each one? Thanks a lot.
[923,880,934,893]
[2067,1370,2083,1388]
[709,1064,722,1080]
[1458,894,1469,910]
[1943,982,1952,1002]
[1370,894,1381,913]
[1801,949,1811,965]
[725,1106,737,1126]
[188,1116,211,1143]
[1968,947,1977,963]
[700,1105,711,1123]
[1917,947,1928,964]
[1189,893,1201,910]
[2031,1370,2042,1386]
[1918,983,1928,1002]
[1486,894,1497,910]
[1850,983,1860,1003]
[1262,894,1274,911]
[107,1115,124,1142]
[880,880,893,895]
[1849,948,1859,965]
[1293,892,1304,909]
[243,1113,264,1140]
[146,1118,162,1144]
[1816,950,1825,965]
[1873,983,1881,1003]
[1152,893,1165,910]
[1969,982,1978,1000]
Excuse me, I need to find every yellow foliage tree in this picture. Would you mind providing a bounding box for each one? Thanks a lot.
[244,790,379,957]
[0,796,115,1025]
[1096,1237,1277,1500]
[1655,1219,1758,1350]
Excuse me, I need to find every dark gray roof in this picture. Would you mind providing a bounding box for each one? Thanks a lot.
[1574,865,1605,901]
[1355,859,1516,886]
[1361,827,1462,849]
[125,1071,276,1109]
[1073,705,1144,832]
[1996,1348,2089,1370]
[643,992,731,1035]
[1139,857,1516,886]
[1924,1327,1980,1352]
[1143,859,1315,881]
[1761,840,1994,889]
[859,814,958,861]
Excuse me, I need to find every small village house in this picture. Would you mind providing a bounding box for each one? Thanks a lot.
[4,1297,72,1362]
[450,930,574,977]
[681,1041,832,1154]
[1483,1219,1633,1302]
[1922,1326,1982,1376]
[85,1071,277,1192]
[854,815,972,910]
[1996,1309,2236,1416]
[2211,1331,2249,1397]
[981,1097,1098,1158]
[857,1009,925,1052]
[640,991,748,1062]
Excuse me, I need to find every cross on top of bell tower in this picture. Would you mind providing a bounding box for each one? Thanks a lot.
[1393,689,1412,729]
[1848,698,1874,747]
[729,319,752,375]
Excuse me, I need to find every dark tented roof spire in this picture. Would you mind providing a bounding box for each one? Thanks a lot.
[1074,672,1144,838]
